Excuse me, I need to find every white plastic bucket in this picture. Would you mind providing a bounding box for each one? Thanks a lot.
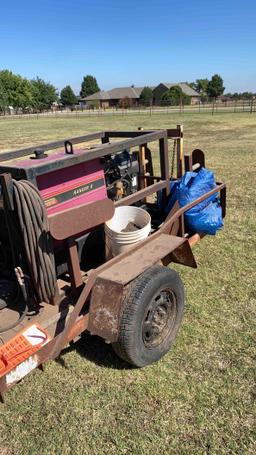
[105,206,151,257]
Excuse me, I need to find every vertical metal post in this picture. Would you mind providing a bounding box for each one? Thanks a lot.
[176,125,184,235]
[138,127,149,203]
[101,133,109,144]
[159,135,170,202]
[250,98,253,114]
[138,127,148,192]
[176,125,184,178]
[67,239,83,290]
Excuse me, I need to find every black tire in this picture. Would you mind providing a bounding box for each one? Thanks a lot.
[112,265,184,367]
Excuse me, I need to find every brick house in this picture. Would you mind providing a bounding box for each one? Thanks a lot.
[81,83,200,107]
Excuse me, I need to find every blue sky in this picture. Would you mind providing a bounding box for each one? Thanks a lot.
[1,0,255,94]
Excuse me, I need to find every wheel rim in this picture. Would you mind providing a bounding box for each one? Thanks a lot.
[142,288,177,348]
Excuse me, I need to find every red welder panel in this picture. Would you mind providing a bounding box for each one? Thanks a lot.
[37,158,107,215]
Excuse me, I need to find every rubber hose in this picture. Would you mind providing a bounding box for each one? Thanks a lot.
[12,180,57,304]
[0,302,28,333]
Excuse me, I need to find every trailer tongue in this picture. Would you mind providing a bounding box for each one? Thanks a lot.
[0,126,226,400]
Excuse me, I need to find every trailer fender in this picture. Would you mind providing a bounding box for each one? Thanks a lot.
[88,234,196,342]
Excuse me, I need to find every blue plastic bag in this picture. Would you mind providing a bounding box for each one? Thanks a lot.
[162,167,223,235]
[185,200,223,235]
[176,167,217,213]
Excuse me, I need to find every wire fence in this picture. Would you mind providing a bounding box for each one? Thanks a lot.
[0,100,255,120]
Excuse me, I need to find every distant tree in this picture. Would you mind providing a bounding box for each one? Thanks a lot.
[232,92,240,100]
[187,81,197,91]
[0,70,58,113]
[225,91,254,101]
[139,86,153,106]
[31,77,58,111]
[241,91,254,100]
[60,85,77,106]
[186,79,209,102]
[80,75,100,98]
[161,86,191,106]
[0,80,8,112]
[207,74,225,100]
[0,70,16,107]
[14,77,34,112]
[183,94,191,105]
[161,86,179,105]
[0,70,34,112]
[195,79,209,94]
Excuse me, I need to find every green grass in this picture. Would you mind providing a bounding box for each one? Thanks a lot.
[0,112,255,455]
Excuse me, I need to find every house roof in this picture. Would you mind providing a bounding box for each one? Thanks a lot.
[160,83,200,97]
[83,86,145,101]
[82,90,111,101]
[81,83,200,101]
[107,87,144,99]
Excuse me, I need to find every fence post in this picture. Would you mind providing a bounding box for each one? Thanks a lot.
[176,124,184,178]
[250,99,253,114]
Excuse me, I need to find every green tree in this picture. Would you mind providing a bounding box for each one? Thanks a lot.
[0,70,16,107]
[60,85,77,106]
[139,86,153,106]
[80,75,100,98]
[195,78,209,94]
[161,86,190,106]
[0,80,8,112]
[232,92,240,100]
[241,91,254,100]
[207,74,225,100]
[0,70,34,112]
[187,81,197,91]
[13,76,34,112]
[30,77,58,111]
[187,79,209,102]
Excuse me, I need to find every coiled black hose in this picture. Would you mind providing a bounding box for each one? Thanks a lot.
[12,180,57,304]
[0,300,28,333]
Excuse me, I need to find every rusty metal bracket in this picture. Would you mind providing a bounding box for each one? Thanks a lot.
[162,240,197,268]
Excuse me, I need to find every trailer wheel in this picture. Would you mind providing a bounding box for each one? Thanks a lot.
[112,265,184,367]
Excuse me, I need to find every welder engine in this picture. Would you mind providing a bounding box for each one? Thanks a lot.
[101,149,139,200]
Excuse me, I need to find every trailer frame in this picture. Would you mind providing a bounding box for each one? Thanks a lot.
[0,125,226,400]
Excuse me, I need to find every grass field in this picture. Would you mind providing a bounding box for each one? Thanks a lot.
[0,112,255,455]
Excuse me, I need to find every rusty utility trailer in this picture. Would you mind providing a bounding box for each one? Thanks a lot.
[0,126,226,400]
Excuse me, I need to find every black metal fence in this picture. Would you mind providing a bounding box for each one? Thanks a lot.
[0,99,255,119]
